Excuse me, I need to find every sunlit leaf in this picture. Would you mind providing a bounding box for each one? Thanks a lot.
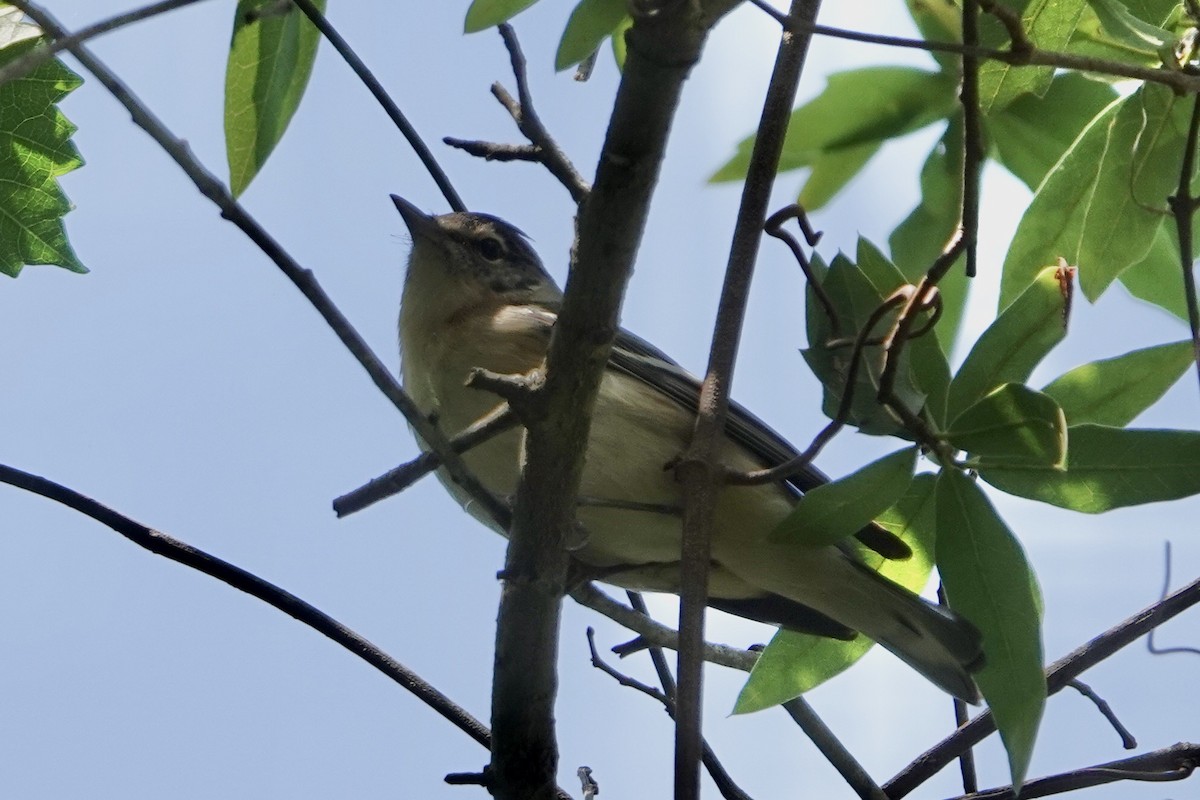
[225,0,324,197]
[464,0,539,32]
[555,0,625,71]
[1000,84,1190,308]
[1117,220,1191,320]
[1041,340,1194,426]
[711,66,956,203]
[988,72,1118,189]
[948,265,1072,418]
[772,448,917,547]
[949,384,1067,466]
[734,475,938,714]
[937,470,1045,790]
[0,27,86,277]
[981,424,1200,511]
[979,0,1086,113]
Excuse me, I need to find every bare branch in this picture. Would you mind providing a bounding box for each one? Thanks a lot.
[288,0,465,211]
[0,0,211,88]
[5,1,509,531]
[885,574,1200,798]
[449,25,591,204]
[674,2,822,794]
[1065,679,1137,750]
[333,405,518,518]
[569,583,758,672]
[486,4,740,796]
[0,464,491,749]
[939,742,1198,800]
[625,593,755,800]
[783,698,888,800]
[746,0,1200,94]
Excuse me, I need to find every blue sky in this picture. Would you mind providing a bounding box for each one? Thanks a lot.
[1,2,1197,798]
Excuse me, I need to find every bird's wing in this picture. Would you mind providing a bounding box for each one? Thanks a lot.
[609,327,912,561]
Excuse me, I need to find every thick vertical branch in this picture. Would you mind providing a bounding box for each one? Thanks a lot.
[674,2,821,797]
[486,4,738,799]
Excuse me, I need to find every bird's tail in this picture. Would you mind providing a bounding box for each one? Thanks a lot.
[718,544,984,703]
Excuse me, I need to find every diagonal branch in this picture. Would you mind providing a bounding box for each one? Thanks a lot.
[287,0,465,212]
[885,574,1200,798]
[6,1,509,533]
[0,464,492,750]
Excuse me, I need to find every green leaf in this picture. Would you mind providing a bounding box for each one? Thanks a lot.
[796,141,880,211]
[988,72,1118,190]
[1086,0,1173,56]
[978,0,1086,113]
[711,67,956,195]
[556,0,626,71]
[735,475,938,714]
[906,0,961,71]
[936,470,1045,790]
[1117,219,1196,320]
[981,424,1200,511]
[948,265,1072,418]
[224,0,325,197]
[802,254,925,436]
[1041,340,1194,426]
[0,31,86,277]
[772,448,918,547]
[464,0,539,32]
[949,384,1067,466]
[609,15,632,70]
[889,117,969,355]
[1000,84,1189,308]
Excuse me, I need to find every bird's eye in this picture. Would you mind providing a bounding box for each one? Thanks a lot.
[476,237,504,261]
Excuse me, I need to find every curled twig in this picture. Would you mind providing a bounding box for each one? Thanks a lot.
[764,204,835,334]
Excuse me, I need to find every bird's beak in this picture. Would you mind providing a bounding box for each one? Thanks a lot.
[390,194,442,242]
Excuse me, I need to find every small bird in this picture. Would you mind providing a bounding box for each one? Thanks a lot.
[393,195,983,703]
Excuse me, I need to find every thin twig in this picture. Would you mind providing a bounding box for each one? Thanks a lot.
[626,593,755,800]
[1148,541,1200,657]
[960,0,983,279]
[1066,680,1137,750]
[885,574,1200,798]
[587,627,673,704]
[0,464,492,749]
[443,138,542,162]
[481,25,591,204]
[783,698,887,800]
[744,0,1200,94]
[674,3,822,795]
[1167,91,1200,394]
[940,585,978,794]
[568,584,758,672]
[333,405,518,518]
[0,0,212,88]
[938,742,1198,800]
[763,205,835,333]
[288,0,465,211]
[6,2,510,533]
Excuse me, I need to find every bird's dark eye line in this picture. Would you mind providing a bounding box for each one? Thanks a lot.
[476,237,504,261]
